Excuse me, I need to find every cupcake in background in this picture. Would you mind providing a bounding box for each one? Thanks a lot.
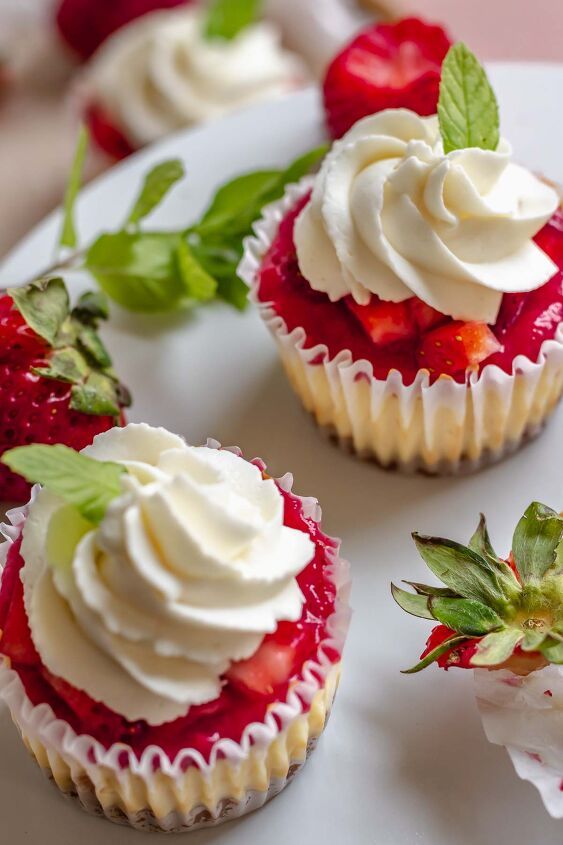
[79,0,309,160]
[240,43,563,474]
[392,503,563,816]
[0,423,350,831]
[56,0,191,60]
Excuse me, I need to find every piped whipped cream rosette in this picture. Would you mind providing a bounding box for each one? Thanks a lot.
[0,424,350,832]
[80,3,308,159]
[239,42,563,473]
[393,502,563,816]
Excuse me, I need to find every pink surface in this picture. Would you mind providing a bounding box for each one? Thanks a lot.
[396,0,563,61]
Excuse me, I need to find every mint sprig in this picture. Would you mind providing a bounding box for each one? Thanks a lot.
[127,159,185,227]
[2,444,126,524]
[59,125,89,249]
[44,132,327,315]
[438,43,500,154]
[204,0,262,41]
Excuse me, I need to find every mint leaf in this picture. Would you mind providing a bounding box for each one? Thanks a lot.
[195,171,282,238]
[59,125,89,249]
[281,145,329,185]
[2,444,125,524]
[512,503,563,583]
[195,146,327,239]
[9,277,70,346]
[176,239,217,301]
[127,159,185,227]
[85,231,187,313]
[204,0,262,41]
[438,42,499,154]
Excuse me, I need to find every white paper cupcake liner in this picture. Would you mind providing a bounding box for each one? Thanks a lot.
[239,179,563,475]
[0,444,351,833]
[475,667,563,818]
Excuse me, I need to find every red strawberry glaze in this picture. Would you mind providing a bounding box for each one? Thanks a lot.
[85,103,136,162]
[257,196,563,386]
[323,18,452,140]
[0,483,341,763]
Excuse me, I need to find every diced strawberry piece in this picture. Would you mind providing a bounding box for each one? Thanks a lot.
[345,296,417,346]
[226,641,296,698]
[323,18,452,139]
[409,297,448,332]
[417,321,502,376]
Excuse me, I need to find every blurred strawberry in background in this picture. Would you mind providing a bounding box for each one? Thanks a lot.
[56,0,192,59]
[323,17,451,139]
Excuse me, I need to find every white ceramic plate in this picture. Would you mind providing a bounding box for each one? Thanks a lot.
[1,64,562,845]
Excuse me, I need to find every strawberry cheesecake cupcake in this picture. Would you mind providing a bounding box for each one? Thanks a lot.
[393,502,563,815]
[0,424,350,831]
[240,44,563,474]
[80,4,308,160]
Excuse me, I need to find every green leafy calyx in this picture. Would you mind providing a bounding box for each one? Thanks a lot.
[438,42,500,154]
[393,505,563,673]
[9,279,129,417]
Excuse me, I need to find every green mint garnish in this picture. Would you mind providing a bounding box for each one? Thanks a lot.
[59,125,89,250]
[2,444,126,524]
[393,504,563,673]
[204,0,262,41]
[127,159,185,227]
[438,42,500,154]
[80,145,326,314]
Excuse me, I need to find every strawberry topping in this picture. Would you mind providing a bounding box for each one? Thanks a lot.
[323,18,452,140]
[417,321,503,378]
[257,195,563,385]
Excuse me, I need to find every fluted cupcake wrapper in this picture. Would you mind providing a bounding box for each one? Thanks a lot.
[0,444,351,833]
[239,179,563,474]
[475,667,563,818]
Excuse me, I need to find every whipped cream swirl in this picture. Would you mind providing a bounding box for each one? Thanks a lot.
[21,425,314,725]
[86,7,306,147]
[295,109,559,323]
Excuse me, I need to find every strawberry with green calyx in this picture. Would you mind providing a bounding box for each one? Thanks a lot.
[392,503,563,675]
[0,278,129,502]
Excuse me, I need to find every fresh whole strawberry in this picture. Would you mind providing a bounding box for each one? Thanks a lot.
[323,17,452,140]
[0,278,130,502]
[393,504,563,676]
[56,0,191,60]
